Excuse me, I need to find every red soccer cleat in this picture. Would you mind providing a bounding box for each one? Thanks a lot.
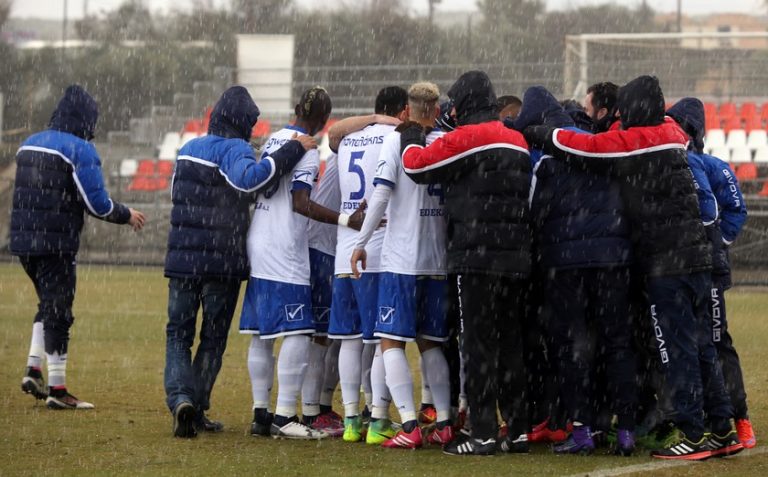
[427,424,456,445]
[382,427,424,449]
[736,419,756,449]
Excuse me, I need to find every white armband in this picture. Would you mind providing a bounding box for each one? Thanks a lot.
[338,213,350,227]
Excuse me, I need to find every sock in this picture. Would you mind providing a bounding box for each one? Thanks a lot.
[301,340,328,417]
[383,347,416,424]
[370,344,391,420]
[27,321,45,369]
[248,337,275,410]
[320,339,341,412]
[421,347,452,423]
[419,354,433,406]
[361,343,375,410]
[275,335,310,418]
[339,338,363,417]
[46,351,67,388]
[403,419,418,433]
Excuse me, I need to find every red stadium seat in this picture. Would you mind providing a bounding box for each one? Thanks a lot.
[704,102,718,118]
[740,102,757,120]
[128,160,172,191]
[759,181,768,197]
[723,116,742,133]
[156,160,174,176]
[252,119,271,138]
[136,159,155,175]
[761,102,768,122]
[705,113,721,132]
[735,163,757,181]
[719,102,737,119]
[744,115,763,133]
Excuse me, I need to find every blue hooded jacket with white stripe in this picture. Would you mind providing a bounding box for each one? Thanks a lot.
[164,86,305,280]
[516,86,631,270]
[10,85,132,256]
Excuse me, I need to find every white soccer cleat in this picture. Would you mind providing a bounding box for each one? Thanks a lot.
[46,391,95,410]
[271,420,328,440]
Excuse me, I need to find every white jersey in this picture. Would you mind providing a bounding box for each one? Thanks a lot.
[307,153,340,256]
[375,129,447,275]
[247,126,318,285]
[334,123,394,274]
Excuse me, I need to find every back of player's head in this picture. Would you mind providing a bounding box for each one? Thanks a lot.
[375,86,408,117]
[297,86,332,122]
[586,82,619,115]
[407,82,440,121]
[617,75,665,129]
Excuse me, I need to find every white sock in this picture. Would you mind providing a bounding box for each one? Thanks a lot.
[419,354,433,405]
[370,344,391,420]
[383,347,416,424]
[248,336,275,410]
[421,347,451,423]
[27,322,45,369]
[301,340,328,417]
[47,351,67,388]
[459,339,467,410]
[339,338,363,417]
[361,343,375,410]
[275,335,310,418]
[320,339,341,408]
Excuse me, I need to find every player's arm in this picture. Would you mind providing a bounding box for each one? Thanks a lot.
[525,126,627,175]
[707,157,747,244]
[292,189,366,230]
[225,134,316,193]
[74,143,145,230]
[328,114,402,152]
[400,123,479,184]
[350,183,392,278]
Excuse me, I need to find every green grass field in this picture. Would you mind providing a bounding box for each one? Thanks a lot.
[1,262,767,476]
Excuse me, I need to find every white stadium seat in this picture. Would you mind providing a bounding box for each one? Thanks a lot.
[705,129,726,149]
[754,145,768,162]
[119,159,138,177]
[158,132,181,160]
[725,129,747,149]
[729,146,752,163]
[709,146,730,163]
[746,130,768,151]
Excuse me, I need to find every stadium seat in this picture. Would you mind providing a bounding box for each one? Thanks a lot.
[747,130,768,151]
[761,102,768,122]
[759,181,768,197]
[157,159,174,176]
[705,113,721,132]
[158,132,181,160]
[710,145,731,162]
[740,102,757,120]
[729,146,753,163]
[726,129,747,149]
[119,159,138,177]
[753,145,768,163]
[705,129,726,149]
[128,159,173,191]
[719,102,737,119]
[704,102,718,118]
[252,119,271,138]
[723,116,742,133]
[735,163,757,181]
[744,115,763,133]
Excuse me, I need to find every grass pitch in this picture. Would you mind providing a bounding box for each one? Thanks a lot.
[1,262,767,476]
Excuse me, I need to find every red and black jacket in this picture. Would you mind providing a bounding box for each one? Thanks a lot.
[402,121,532,278]
[541,119,712,278]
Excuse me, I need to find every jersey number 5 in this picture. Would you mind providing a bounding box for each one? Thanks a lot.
[348,150,366,200]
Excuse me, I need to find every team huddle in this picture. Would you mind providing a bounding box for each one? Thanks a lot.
[12,70,754,461]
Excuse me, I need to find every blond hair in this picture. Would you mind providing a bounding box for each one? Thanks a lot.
[407,82,440,121]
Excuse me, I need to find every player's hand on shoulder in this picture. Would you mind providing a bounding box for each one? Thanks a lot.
[128,208,146,232]
[375,114,402,127]
[292,132,317,151]
[350,248,367,279]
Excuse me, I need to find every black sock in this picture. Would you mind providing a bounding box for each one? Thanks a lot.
[436,419,452,430]
[402,419,418,433]
[253,407,271,423]
[303,414,318,426]
[711,417,732,436]
[320,404,333,414]
[273,414,297,427]
[420,402,434,411]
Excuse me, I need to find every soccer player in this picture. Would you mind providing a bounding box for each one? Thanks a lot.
[350,81,454,449]
[15,85,145,410]
[401,71,533,456]
[242,86,366,439]
[582,81,619,133]
[327,86,408,443]
[164,85,313,438]
[498,95,522,121]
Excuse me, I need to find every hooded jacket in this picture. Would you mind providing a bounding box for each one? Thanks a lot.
[520,86,631,270]
[401,71,532,278]
[164,86,305,279]
[534,76,711,277]
[10,85,131,256]
[667,98,747,286]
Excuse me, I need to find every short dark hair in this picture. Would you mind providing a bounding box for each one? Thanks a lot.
[375,86,408,117]
[586,82,619,113]
[497,95,522,109]
[297,86,332,121]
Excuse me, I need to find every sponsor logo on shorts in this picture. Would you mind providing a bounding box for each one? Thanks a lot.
[379,306,395,324]
[285,304,305,322]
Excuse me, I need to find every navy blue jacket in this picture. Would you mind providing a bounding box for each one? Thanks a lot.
[517,86,631,270]
[164,86,305,280]
[10,85,131,256]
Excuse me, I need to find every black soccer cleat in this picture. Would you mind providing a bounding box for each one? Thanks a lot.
[172,401,197,438]
[498,433,530,454]
[21,367,48,400]
[443,430,496,456]
[46,388,95,410]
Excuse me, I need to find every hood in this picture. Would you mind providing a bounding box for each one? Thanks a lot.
[617,75,665,129]
[447,70,498,126]
[435,99,456,132]
[512,86,574,131]
[666,97,705,153]
[208,86,260,141]
[48,85,99,140]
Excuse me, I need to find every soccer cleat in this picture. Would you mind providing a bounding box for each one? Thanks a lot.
[382,427,423,449]
[553,425,595,455]
[706,430,744,458]
[343,415,364,442]
[366,419,397,445]
[271,418,328,440]
[250,410,274,437]
[443,431,496,456]
[527,418,568,443]
[310,411,345,438]
[21,367,48,400]
[614,429,635,456]
[427,424,456,445]
[172,401,197,438]
[498,433,529,453]
[46,389,95,410]
[418,405,437,426]
[650,433,712,461]
[195,413,224,433]
[736,419,757,449]
[637,421,678,450]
